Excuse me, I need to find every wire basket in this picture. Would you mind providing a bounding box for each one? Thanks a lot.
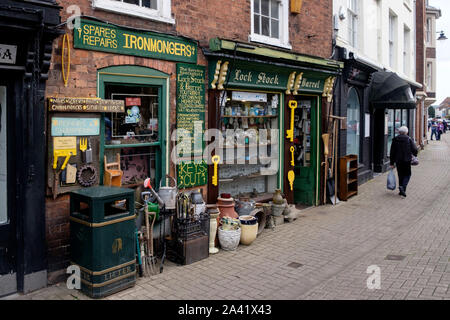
[175,212,210,241]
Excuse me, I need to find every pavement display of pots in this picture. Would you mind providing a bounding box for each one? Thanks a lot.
[239,215,258,245]
[218,226,241,251]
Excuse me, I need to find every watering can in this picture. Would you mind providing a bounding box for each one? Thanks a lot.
[158,175,177,210]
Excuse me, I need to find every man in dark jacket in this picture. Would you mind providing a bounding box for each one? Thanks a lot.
[390,126,418,197]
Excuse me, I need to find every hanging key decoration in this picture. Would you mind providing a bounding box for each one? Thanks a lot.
[290,146,295,167]
[286,100,297,142]
[212,155,220,186]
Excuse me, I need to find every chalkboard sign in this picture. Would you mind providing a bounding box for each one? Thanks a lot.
[176,63,207,188]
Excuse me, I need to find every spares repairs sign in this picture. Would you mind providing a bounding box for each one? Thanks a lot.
[74,19,197,64]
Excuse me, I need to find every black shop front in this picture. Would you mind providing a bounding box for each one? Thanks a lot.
[0,0,61,296]
[370,71,418,173]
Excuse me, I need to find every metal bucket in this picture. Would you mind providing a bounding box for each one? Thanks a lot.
[158,175,177,209]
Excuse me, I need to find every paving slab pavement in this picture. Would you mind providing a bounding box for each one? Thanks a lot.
[6,132,450,300]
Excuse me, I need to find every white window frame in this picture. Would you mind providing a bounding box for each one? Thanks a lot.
[91,0,175,24]
[389,13,397,69]
[425,18,432,45]
[403,25,410,76]
[347,0,358,49]
[426,61,433,91]
[250,0,291,49]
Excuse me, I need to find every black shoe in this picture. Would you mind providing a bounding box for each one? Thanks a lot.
[399,190,407,197]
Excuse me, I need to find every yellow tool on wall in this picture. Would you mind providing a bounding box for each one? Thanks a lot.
[52,137,77,199]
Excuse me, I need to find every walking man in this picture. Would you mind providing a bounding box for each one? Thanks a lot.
[390,126,418,198]
[430,119,438,140]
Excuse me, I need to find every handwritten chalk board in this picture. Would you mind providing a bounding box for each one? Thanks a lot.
[176,63,207,188]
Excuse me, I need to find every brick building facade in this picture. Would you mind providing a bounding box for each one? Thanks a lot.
[44,0,338,285]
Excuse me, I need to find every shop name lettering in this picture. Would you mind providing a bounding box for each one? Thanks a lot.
[301,78,321,89]
[77,24,196,58]
[234,70,279,85]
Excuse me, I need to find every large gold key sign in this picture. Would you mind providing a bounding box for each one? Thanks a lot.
[286,101,297,142]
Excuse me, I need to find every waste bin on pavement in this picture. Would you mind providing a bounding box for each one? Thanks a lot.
[69,186,136,298]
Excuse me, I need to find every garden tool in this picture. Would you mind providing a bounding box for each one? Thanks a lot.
[135,229,143,277]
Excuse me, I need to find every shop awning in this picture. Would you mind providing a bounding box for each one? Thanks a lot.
[369,71,416,109]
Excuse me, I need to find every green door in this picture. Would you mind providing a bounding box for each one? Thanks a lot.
[292,96,319,206]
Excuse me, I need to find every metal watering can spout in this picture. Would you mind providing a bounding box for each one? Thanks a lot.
[143,178,165,207]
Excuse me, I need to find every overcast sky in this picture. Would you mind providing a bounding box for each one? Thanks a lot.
[431,0,450,106]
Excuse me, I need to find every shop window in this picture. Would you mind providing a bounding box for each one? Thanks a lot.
[250,0,291,49]
[105,85,159,146]
[402,109,408,128]
[218,90,280,197]
[348,0,359,48]
[92,0,175,24]
[346,88,360,159]
[387,109,394,154]
[104,83,161,187]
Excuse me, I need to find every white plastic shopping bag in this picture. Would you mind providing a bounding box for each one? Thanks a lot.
[387,169,396,191]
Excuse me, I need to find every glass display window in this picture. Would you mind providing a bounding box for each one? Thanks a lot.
[218,90,280,198]
[346,88,360,158]
[105,85,159,146]
[293,100,312,168]
[104,146,157,187]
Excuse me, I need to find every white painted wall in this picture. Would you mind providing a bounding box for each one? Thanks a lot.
[333,0,417,85]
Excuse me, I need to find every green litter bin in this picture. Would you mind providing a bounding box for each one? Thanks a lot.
[69,186,136,298]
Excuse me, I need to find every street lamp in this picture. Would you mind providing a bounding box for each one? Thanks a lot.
[437,31,448,41]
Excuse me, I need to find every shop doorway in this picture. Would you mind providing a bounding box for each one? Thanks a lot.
[0,84,16,296]
[290,96,319,206]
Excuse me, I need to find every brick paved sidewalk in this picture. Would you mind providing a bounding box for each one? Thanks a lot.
[6,133,450,300]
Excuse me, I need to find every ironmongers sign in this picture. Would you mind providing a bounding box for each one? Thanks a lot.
[74,19,198,64]
[48,97,125,113]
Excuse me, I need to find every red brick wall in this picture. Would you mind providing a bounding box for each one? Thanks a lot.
[45,0,332,277]
[416,0,425,86]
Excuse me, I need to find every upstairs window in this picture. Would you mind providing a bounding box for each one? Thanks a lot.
[348,0,359,48]
[251,0,291,49]
[92,0,175,24]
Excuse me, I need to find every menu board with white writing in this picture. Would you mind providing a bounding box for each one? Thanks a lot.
[176,63,207,188]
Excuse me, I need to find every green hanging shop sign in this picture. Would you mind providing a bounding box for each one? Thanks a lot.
[74,19,198,64]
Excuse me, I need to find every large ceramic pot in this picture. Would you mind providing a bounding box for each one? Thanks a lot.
[218,226,241,251]
[217,197,239,219]
[239,216,258,245]
[273,189,284,205]
[235,198,256,216]
[271,201,286,217]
